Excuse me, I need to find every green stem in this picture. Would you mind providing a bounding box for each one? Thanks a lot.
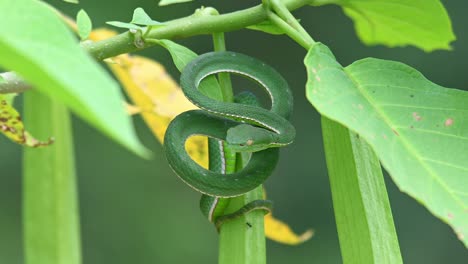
[211,25,266,264]
[23,91,81,264]
[322,117,402,264]
[266,11,311,49]
[219,155,266,264]
[0,0,314,94]
[85,0,312,60]
[212,32,234,103]
[269,0,315,46]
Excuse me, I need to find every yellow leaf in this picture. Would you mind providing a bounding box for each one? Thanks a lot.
[90,28,310,245]
[264,213,314,245]
[90,29,208,168]
[0,95,53,147]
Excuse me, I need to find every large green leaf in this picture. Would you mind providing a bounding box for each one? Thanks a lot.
[0,0,148,157]
[305,43,468,247]
[313,0,455,51]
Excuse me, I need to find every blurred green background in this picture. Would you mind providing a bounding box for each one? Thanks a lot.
[1,0,468,263]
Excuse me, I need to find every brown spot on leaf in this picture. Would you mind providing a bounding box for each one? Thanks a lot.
[448,212,454,220]
[392,129,399,136]
[412,112,422,121]
[444,118,454,127]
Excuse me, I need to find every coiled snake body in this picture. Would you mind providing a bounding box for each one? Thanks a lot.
[164,51,295,225]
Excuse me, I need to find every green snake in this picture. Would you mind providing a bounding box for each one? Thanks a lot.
[164,51,295,226]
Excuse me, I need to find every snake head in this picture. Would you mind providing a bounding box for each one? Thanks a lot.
[226,124,277,152]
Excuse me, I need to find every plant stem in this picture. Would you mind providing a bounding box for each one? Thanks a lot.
[266,11,311,49]
[0,72,31,93]
[211,27,266,264]
[269,0,315,46]
[0,0,314,94]
[322,117,402,264]
[212,32,234,103]
[219,159,266,264]
[87,0,311,60]
[23,91,81,264]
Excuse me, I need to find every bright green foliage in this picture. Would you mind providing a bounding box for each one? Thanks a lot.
[314,0,456,51]
[305,43,468,246]
[23,91,81,264]
[0,0,148,157]
[159,0,194,6]
[131,7,163,26]
[152,39,223,100]
[63,0,78,3]
[322,117,402,264]
[76,9,92,40]
[0,75,4,83]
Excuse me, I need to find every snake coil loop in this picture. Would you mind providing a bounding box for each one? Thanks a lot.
[164,51,295,224]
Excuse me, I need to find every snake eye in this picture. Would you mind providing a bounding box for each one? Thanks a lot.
[239,144,244,146]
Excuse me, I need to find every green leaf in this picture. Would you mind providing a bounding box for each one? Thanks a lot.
[305,43,468,246]
[63,0,79,3]
[106,21,142,30]
[23,91,81,264]
[0,0,148,157]
[154,39,223,100]
[247,19,301,35]
[247,20,286,35]
[317,0,456,52]
[131,7,163,26]
[159,0,194,6]
[322,117,402,263]
[76,9,92,40]
[0,75,4,83]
